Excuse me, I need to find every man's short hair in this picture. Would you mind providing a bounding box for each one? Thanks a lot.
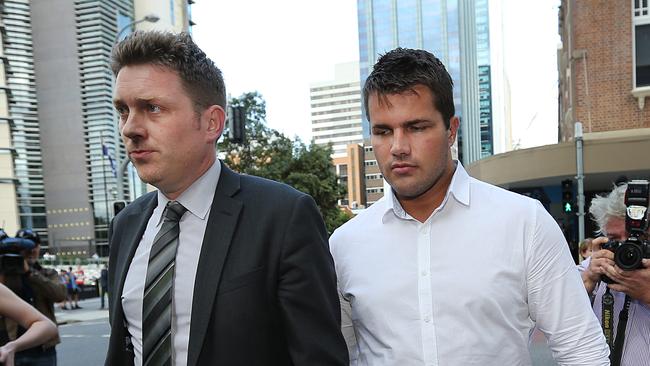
[111,31,226,111]
[589,184,627,235]
[363,47,455,129]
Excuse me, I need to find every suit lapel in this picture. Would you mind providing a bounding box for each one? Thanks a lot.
[187,163,242,366]
[111,195,157,318]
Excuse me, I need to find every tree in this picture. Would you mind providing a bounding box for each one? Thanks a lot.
[218,92,351,233]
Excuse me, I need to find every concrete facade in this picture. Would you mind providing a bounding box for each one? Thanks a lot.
[32,0,95,253]
[332,143,366,209]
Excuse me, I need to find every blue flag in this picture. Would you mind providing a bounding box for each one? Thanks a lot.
[102,143,117,177]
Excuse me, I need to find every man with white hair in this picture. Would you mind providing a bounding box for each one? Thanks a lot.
[581,183,650,366]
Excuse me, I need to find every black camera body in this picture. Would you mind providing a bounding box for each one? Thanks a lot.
[602,180,650,280]
[0,235,36,275]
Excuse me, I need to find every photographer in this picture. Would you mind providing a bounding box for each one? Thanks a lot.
[580,183,650,366]
[0,283,57,366]
[0,230,66,366]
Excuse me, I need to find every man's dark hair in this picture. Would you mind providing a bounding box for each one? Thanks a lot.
[111,31,226,111]
[363,47,455,128]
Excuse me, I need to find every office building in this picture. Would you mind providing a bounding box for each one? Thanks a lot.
[357,0,500,164]
[0,0,46,240]
[310,62,364,158]
[27,0,192,255]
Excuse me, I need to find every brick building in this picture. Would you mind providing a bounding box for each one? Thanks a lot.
[558,0,650,141]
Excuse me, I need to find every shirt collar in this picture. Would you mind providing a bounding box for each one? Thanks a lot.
[155,160,222,226]
[381,161,470,223]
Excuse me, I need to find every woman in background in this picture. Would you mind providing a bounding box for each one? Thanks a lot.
[0,283,58,366]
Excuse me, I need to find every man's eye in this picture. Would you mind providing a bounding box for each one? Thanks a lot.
[148,104,161,113]
[409,125,425,131]
[372,129,391,136]
[116,106,128,119]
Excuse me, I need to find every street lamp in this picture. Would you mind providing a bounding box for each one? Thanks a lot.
[114,13,160,45]
[113,14,159,201]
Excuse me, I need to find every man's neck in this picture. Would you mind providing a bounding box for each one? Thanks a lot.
[398,161,456,223]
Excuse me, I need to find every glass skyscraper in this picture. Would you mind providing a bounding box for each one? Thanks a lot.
[76,0,134,246]
[2,0,47,239]
[357,0,493,162]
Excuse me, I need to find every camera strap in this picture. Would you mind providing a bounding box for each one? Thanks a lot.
[602,287,614,352]
[610,295,631,366]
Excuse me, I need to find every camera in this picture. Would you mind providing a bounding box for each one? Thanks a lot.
[601,180,650,283]
[0,229,36,275]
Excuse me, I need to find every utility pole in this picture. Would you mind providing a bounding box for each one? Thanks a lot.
[575,121,585,243]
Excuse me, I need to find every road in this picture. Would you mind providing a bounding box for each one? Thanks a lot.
[56,297,109,366]
[52,298,558,365]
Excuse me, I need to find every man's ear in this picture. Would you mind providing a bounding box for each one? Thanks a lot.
[205,105,226,143]
[448,116,460,146]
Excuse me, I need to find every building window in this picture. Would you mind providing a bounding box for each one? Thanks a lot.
[364,160,377,166]
[634,0,650,87]
[365,173,383,180]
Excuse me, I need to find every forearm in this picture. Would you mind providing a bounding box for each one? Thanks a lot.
[5,318,57,353]
[581,270,598,294]
[29,271,67,302]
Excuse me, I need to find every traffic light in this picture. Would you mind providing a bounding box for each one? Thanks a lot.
[227,106,246,144]
[561,179,573,213]
[113,200,128,216]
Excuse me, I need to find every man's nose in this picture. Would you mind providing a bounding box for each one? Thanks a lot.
[390,129,410,157]
[121,111,145,141]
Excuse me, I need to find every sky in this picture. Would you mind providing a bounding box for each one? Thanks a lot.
[191,0,561,149]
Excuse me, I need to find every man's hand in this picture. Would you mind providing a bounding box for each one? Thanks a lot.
[582,237,615,293]
[605,258,650,306]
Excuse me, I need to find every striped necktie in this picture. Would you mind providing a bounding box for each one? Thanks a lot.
[142,201,187,366]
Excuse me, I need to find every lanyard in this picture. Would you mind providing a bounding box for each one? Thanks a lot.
[601,287,632,366]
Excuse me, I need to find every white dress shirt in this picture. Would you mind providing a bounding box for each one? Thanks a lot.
[330,162,609,366]
[122,161,221,366]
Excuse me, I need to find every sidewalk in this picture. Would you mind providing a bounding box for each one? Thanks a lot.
[55,297,109,325]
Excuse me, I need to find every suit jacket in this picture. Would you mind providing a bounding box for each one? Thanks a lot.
[105,162,348,366]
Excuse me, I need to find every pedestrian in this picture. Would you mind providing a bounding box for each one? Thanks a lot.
[581,183,650,365]
[99,264,108,309]
[0,229,65,366]
[330,47,609,365]
[66,267,81,310]
[58,270,71,310]
[105,31,347,366]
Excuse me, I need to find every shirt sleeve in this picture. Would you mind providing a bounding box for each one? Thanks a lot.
[526,202,610,366]
[339,288,358,364]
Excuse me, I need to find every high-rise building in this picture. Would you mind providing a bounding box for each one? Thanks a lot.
[310,62,364,158]
[25,0,192,256]
[310,62,366,208]
[0,0,46,240]
[357,0,499,164]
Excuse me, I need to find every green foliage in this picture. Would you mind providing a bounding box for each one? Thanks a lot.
[218,92,351,233]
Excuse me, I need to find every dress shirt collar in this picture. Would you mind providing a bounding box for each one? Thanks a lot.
[382,161,470,223]
[155,160,222,226]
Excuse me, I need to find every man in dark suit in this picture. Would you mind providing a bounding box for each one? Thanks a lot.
[106,31,348,366]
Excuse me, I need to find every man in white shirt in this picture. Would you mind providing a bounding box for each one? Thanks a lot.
[580,183,650,366]
[330,47,609,366]
[106,31,348,366]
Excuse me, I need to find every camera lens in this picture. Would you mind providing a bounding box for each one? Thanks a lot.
[615,243,643,270]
